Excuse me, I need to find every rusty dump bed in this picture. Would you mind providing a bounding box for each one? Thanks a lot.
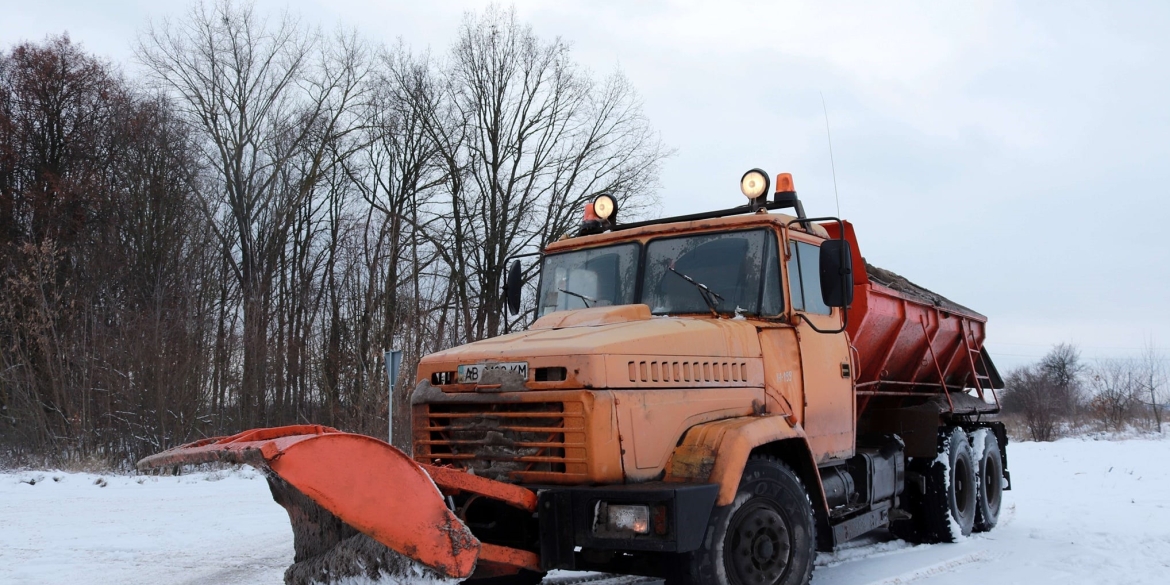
[828,222,1002,407]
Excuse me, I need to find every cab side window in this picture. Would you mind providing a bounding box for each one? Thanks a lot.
[787,241,831,315]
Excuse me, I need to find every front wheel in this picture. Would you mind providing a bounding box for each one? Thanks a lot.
[673,455,816,585]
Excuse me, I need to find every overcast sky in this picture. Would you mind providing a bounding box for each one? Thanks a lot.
[4,0,1168,371]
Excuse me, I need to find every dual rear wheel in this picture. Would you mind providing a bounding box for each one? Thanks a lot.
[892,426,1003,543]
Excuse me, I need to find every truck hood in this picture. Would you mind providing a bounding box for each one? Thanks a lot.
[422,305,763,363]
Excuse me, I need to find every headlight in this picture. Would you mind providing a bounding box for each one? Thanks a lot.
[599,503,650,534]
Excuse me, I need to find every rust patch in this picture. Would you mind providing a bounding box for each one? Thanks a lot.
[666,444,718,482]
[438,514,479,557]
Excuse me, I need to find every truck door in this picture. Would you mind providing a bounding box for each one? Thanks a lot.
[787,239,855,463]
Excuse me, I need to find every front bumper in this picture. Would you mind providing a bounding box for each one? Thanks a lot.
[537,482,719,571]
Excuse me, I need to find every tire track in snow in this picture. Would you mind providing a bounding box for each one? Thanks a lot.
[858,550,996,585]
[544,573,661,585]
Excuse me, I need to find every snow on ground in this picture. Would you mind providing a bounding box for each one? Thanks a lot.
[811,435,1170,585]
[2,436,1168,585]
[0,468,290,585]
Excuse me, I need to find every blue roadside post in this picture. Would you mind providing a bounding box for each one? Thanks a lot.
[385,349,403,446]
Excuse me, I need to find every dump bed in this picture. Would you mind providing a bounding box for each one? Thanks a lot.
[825,222,1003,409]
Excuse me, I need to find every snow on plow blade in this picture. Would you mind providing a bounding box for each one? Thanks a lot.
[137,425,539,584]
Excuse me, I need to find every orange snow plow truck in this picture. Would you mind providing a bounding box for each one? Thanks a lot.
[140,170,1009,585]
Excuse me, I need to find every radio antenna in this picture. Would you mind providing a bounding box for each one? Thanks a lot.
[820,91,841,217]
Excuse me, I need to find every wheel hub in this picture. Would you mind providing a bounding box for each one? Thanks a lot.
[954,458,971,515]
[730,503,791,584]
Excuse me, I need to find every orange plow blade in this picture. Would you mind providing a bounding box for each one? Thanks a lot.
[138,425,539,584]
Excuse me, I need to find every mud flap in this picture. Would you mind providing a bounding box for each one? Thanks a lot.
[138,425,538,583]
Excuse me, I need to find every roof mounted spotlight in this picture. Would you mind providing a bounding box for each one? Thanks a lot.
[577,194,618,236]
[592,193,617,223]
[740,168,770,211]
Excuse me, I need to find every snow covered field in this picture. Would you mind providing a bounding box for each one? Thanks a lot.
[2,436,1168,585]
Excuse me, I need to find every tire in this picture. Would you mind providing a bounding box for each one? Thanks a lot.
[973,431,1004,532]
[891,427,977,543]
[673,455,817,585]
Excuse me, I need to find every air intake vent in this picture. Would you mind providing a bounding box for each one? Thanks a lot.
[626,360,748,383]
[431,371,457,385]
[534,367,567,382]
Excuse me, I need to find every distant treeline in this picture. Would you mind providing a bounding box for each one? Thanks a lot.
[0,1,668,468]
[1000,343,1166,441]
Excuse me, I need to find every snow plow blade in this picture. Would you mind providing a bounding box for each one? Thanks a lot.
[137,425,540,584]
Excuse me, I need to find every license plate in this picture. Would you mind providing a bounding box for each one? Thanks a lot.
[457,362,528,384]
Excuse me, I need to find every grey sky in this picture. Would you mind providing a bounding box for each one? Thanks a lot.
[4,0,1168,371]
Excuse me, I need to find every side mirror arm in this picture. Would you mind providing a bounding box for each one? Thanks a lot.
[792,310,849,335]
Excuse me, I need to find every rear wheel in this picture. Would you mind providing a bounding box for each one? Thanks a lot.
[890,427,977,543]
[673,455,816,585]
[973,431,1003,532]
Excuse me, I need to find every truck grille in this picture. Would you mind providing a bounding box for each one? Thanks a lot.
[418,401,587,482]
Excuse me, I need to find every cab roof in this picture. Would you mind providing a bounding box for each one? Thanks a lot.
[545,209,829,255]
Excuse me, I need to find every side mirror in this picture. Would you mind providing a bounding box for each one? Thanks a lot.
[819,239,853,308]
[505,260,522,315]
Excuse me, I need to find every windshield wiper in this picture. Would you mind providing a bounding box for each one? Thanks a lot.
[558,288,597,308]
[668,262,724,317]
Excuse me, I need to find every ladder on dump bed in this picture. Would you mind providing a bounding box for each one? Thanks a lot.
[960,319,1000,411]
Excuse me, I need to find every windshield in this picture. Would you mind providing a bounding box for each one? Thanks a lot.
[538,243,640,317]
[642,230,781,316]
[536,230,782,318]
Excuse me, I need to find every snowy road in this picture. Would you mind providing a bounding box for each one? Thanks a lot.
[2,437,1168,585]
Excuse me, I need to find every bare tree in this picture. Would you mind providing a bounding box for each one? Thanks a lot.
[1039,342,1086,422]
[1002,364,1060,441]
[0,35,124,457]
[1137,340,1166,432]
[0,35,213,466]
[437,6,668,341]
[1088,359,1142,431]
[137,1,369,427]
[343,44,448,446]
[1,5,674,467]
